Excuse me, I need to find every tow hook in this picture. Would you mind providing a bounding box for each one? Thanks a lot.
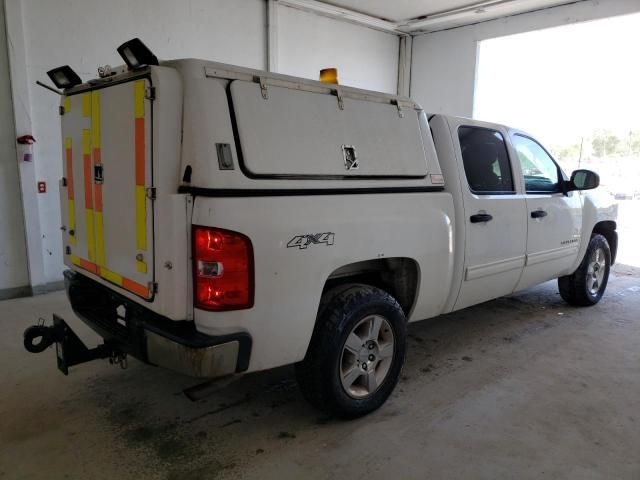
[23,314,124,375]
[23,320,57,353]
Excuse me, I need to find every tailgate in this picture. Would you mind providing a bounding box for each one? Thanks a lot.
[61,76,154,300]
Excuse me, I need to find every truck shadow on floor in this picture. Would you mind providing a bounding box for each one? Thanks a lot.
[83,277,631,479]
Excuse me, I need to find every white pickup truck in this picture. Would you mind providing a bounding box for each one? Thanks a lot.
[26,39,618,417]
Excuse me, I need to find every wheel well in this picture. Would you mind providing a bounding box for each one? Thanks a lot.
[593,221,617,264]
[323,258,419,316]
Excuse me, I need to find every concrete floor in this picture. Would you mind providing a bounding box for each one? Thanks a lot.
[1,265,639,480]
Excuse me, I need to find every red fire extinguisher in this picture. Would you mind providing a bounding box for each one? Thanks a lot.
[17,134,36,162]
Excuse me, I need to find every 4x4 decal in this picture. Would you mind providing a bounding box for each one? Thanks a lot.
[287,232,335,249]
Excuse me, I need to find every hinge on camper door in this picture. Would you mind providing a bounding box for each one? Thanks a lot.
[145,86,156,101]
[258,77,268,100]
[146,187,157,200]
[148,282,158,294]
[392,100,404,118]
[334,87,344,110]
[59,105,66,116]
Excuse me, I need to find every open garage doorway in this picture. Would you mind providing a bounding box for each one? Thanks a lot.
[474,12,640,267]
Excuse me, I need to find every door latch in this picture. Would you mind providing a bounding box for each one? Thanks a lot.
[145,86,156,101]
[470,213,493,223]
[94,165,104,184]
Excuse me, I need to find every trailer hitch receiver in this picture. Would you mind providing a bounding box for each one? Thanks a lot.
[23,315,120,375]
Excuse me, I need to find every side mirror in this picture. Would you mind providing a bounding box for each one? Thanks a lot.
[569,169,599,191]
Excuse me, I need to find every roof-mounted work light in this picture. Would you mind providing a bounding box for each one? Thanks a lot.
[46,65,82,90]
[117,38,159,70]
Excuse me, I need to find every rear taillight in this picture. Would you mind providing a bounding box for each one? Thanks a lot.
[193,226,254,311]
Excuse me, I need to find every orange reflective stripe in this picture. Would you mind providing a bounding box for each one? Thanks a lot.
[79,258,98,274]
[83,153,93,208]
[135,117,145,184]
[82,129,95,261]
[72,261,150,299]
[123,277,150,298]
[93,150,103,211]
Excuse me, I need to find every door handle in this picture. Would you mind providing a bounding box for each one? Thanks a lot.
[470,213,493,223]
[531,209,548,219]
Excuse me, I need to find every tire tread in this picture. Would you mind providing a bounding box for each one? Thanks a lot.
[295,284,406,417]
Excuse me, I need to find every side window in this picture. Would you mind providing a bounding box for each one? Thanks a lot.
[513,135,560,193]
[458,127,514,194]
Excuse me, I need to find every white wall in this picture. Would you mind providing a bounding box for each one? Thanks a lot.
[278,5,399,93]
[0,0,29,293]
[411,0,640,117]
[14,0,266,285]
[5,0,400,288]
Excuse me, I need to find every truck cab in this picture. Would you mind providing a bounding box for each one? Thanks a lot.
[430,115,617,312]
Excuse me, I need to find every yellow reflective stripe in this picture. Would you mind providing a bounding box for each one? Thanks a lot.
[68,200,77,245]
[82,129,91,155]
[99,267,123,286]
[135,185,146,250]
[64,137,72,150]
[82,92,91,117]
[91,91,101,148]
[136,259,147,274]
[134,80,145,118]
[85,209,95,261]
[63,96,71,114]
[95,212,105,266]
[70,255,81,266]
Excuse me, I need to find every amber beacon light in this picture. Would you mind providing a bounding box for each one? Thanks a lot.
[319,68,339,84]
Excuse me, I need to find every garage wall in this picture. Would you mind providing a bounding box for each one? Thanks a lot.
[277,5,399,93]
[10,0,266,286]
[411,0,640,117]
[5,0,400,289]
[0,0,29,295]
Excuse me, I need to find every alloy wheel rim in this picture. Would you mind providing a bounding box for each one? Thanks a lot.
[339,314,395,398]
[587,247,606,296]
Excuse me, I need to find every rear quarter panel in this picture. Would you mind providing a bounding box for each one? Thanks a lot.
[191,192,455,372]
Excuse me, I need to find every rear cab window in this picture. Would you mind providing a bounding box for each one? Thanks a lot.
[458,126,514,195]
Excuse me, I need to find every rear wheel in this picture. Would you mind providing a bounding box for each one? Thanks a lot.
[558,234,611,306]
[295,284,407,418]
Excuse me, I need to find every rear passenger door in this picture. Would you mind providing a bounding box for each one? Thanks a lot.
[450,121,528,310]
[510,134,582,291]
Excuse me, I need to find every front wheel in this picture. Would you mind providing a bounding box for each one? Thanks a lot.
[558,234,611,306]
[295,284,407,418]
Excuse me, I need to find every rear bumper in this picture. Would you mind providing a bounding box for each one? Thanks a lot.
[63,270,251,378]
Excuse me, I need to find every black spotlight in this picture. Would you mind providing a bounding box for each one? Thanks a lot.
[117,38,159,70]
[46,65,82,89]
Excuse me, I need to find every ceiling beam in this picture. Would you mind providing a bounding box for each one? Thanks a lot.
[278,0,582,35]
[398,0,539,32]
[276,0,405,35]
